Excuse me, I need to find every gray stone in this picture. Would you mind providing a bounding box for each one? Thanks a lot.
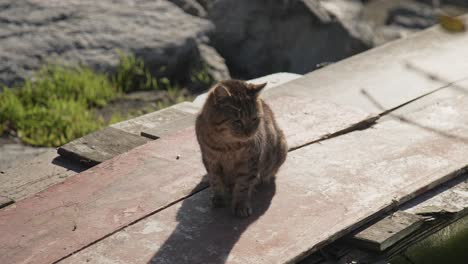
[168,0,207,17]
[0,0,227,87]
[207,0,370,78]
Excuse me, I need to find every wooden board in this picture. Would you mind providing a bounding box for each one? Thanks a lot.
[59,96,468,264]
[57,127,151,166]
[300,168,468,264]
[0,149,87,203]
[142,95,373,146]
[402,171,468,216]
[0,96,370,264]
[111,102,199,135]
[350,211,424,252]
[141,115,196,139]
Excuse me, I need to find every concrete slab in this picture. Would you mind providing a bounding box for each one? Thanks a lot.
[59,96,468,264]
[0,94,369,264]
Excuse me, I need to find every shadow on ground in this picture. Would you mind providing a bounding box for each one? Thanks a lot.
[149,179,276,263]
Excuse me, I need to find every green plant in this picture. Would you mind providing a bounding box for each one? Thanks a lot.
[18,100,103,147]
[0,64,116,146]
[0,88,24,135]
[190,63,215,89]
[0,52,198,147]
[113,51,171,92]
[19,64,117,107]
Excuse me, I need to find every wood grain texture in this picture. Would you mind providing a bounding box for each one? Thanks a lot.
[60,96,468,264]
[0,149,87,203]
[57,127,151,165]
[0,95,370,264]
[111,102,198,135]
[351,211,424,252]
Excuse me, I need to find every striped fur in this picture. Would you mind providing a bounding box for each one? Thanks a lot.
[195,80,287,217]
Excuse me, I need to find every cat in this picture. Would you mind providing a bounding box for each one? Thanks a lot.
[195,79,287,217]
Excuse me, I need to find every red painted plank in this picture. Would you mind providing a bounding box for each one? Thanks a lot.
[0,95,370,264]
[60,97,468,264]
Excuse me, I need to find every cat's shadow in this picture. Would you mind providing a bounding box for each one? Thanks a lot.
[149,177,276,263]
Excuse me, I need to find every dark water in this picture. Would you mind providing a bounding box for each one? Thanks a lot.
[390,215,468,264]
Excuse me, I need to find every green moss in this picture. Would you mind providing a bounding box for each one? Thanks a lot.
[0,64,115,146]
[18,100,103,147]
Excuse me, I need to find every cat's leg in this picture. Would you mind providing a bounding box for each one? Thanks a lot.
[232,171,258,217]
[206,161,228,208]
[209,173,228,208]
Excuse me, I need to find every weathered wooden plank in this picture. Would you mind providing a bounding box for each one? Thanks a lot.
[402,173,468,216]
[0,95,369,264]
[57,127,151,166]
[110,102,199,135]
[59,96,468,264]
[142,95,372,145]
[299,173,468,264]
[350,211,424,252]
[141,115,196,139]
[0,149,87,203]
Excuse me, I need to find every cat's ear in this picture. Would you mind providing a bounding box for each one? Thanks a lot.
[211,84,231,103]
[248,82,267,96]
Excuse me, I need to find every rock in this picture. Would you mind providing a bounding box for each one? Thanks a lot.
[207,0,370,78]
[168,0,207,17]
[197,43,231,82]
[416,0,468,8]
[0,0,228,88]
[323,0,465,46]
[358,0,439,45]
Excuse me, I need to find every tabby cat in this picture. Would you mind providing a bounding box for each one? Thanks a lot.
[195,80,287,217]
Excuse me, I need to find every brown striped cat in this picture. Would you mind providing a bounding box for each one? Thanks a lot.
[195,80,287,217]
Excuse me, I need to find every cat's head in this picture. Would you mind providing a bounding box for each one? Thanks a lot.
[205,79,266,139]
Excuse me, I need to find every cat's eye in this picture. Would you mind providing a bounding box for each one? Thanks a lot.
[252,117,258,122]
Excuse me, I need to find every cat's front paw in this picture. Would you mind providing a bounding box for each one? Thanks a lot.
[232,201,252,218]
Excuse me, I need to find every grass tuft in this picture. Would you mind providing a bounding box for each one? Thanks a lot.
[0,53,206,147]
